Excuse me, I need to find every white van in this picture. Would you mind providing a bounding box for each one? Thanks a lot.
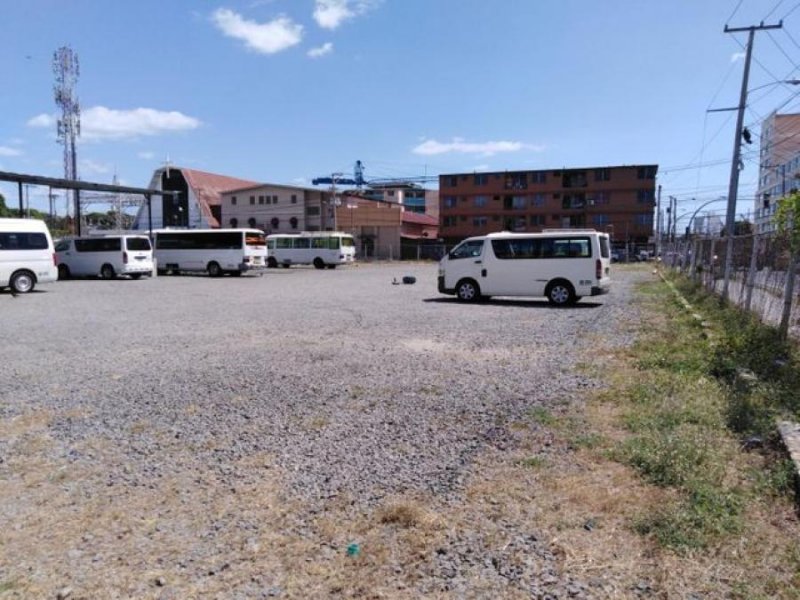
[55,234,154,279]
[438,230,611,305]
[0,218,58,294]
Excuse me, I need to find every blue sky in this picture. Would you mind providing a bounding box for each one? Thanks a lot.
[1,0,799,229]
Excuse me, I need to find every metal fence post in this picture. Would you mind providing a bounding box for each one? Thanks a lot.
[744,232,759,313]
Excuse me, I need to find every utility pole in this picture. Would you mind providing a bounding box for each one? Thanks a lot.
[721,20,782,302]
[656,184,662,256]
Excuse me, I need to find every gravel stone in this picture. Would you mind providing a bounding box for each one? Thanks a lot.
[0,263,648,596]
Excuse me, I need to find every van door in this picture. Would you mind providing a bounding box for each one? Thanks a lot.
[444,239,485,289]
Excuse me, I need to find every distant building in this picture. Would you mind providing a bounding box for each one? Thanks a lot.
[220,183,334,233]
[336,195,439,259]
[438,164,657,246]
[358,183,438,216]
[756,111,800,234]
[131,166,259,230]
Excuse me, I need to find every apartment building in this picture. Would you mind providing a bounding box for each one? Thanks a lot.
[220,184,334,233]
[755,111,800,233]
[438,164,658,246]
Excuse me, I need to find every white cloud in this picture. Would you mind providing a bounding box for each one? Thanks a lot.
[80,159,111,175]
[412,138,543,157]
[313,0,378,30]
[307,42,334,58]
[0,146,22,157]
[731,51,746,63]
[27,114,55,128]
[212,8,303,54]
[29,107,201,141]
[138,151,155,160]
[473,164,490,171]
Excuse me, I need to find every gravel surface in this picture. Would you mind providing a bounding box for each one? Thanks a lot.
[0,263,648,598]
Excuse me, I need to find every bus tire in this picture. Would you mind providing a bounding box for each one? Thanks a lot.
[267,257,278,268]
[313,257,325,270]
[58,264,71,280]
[546,279,576,306]
[100,264,116,280]
[207,262,223,277]
[455,278,480,302]
[10,270,36,294]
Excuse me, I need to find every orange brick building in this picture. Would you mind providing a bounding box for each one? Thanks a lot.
[438,165,657,247]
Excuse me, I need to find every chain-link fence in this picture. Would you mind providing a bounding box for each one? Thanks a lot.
[660,233,800,338]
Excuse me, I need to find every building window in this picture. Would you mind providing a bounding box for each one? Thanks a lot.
[637,189,655,203]
[562,193,586,209]
[229,218,238,227]
[530,214,546,226]
[562,171,587,188]
[504,173,527,190]
[271,217,280,229]
[472,216,488,227]
[635,214,654,225]
[446,176,458,187]
[259,195,265,205]
[273,195,280,203]
[532,193,545,206]
[443,215,457,227]
[306,206,320,216]
[291,194,297,204]
[594,168,611,182]
[637,166,657,179]
[530,172,546,184]
[474,173,488,186]
[250,196,255,205]
[248,217,257,228]
[290,216,298,229]
[592,214,610,225]
[443,196,457,208]
[474,195,488,207]
[593,192,610,205]
[231,196,237,205]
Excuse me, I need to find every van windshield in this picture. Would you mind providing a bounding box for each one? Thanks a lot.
[450,239,484,259]
[126,237,151,251]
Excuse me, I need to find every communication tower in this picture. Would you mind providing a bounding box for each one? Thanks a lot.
[53,46,80,223]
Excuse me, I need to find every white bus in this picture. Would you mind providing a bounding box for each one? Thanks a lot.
[55,234,154,280]
[152,229,267,277]
[266,232,356,269]
[438,229,611,305]
[0,218,58,294]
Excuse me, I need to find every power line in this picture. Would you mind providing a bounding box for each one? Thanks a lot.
[726,0,745,24]
[764,0,786,20]
[782,1,800,19]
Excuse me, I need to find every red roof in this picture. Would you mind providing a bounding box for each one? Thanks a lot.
[180,168,261,228]
[401,211,438,226]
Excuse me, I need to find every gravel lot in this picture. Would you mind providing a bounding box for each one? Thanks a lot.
[0,263,647,598]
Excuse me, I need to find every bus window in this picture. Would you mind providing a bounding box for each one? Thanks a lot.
[245,232,266,246]
[293,238,311,249]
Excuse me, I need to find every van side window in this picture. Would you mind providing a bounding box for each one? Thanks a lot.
[0,232,48,250]
[75,238,122,252]
[548,238,591,258]
[450,240,484,259]
[54,240,70,252]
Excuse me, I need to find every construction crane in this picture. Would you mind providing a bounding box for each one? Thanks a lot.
[312,160,437,190]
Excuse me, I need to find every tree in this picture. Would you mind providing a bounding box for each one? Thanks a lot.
[0,193,13,217]
[775,190,800,338]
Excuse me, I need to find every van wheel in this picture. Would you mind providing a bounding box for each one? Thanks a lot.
[100,264,116,280]
[313,257,325,270]
[280,263,290,269]
[10,270,35,294]
[327,264,336,270]
[267,257,278,268]
[58,264,71,280]
[456,278,480,302]
[130,273,143,280]
[546,280,576,306]
[207,262,222,277]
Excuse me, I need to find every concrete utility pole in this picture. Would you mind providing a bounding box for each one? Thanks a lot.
[656,184,662,256]
[720,20,782,302]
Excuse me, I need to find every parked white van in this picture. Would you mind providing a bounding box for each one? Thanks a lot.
[438,230,611,305]
[0,218,58,294]
[55,234,154,280]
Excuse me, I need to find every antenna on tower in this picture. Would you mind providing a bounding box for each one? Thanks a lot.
[53,45,81,230]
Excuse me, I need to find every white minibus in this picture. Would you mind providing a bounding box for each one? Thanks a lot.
[266,232,356,269]
[152,229,267,276]
[55,234,154,280]
[0,218,58,294]
[438,229,611,305]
